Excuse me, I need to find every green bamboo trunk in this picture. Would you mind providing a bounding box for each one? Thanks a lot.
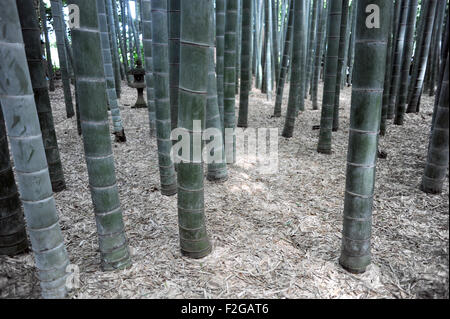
[121,0,131,82]
[125,0,134,69]
[386,0,401,118]
[273,0,294,116]
[19,0,67,193]
[250,0,255,86]
[252,0,258,78]
[168,0,180,131]
[347,1,357,86]
[425,5,438,96]
[105,0,122,99]
[236,0,243,95]
[74,81,82,135]
[281,0,305,138]
[296,0,307,113]
[339,0,391,274]
[97,0,126,142]
[64,32,75,84]
[303,0,310,97]
[177,0,212,259]
[272,0,281,86]
[430,14,449,123]
[319,3,328,82]
[238,0,254,127]
[407,0,437,113]
[388,0,409,119]
[0,0,70,297]
[440,9,448,62]
[406,0,428,107]
[206,1,228,182]
[279,0,288,52]
[141,0,156,136]
[135,0,142,49]
[321,1,329,80]
[421,53,449,194]
[40,0,55,92]
[216,0,226,130]
[112,0,128,80]
[261,0,268,94]
[264,0,274,100]
[380,2,396,136]
[255,0,265,90]
[311,0,324,110]
[151,0,178,195]
[0,106,28,256]
[50,0,75,118]
[69,0,132,271]
[428,1,445,96]
[394,0,418,125]
[224,0,239,163]
[111,1,124,79]
[305,0,318,101]
[341,3,351,88]
[316,0,342,153]
[423,8,437,95]
[110,0,125,80]
[126,0,136,68]
[332,0,349,132]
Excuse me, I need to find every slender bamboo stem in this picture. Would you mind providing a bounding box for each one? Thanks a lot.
[407,0,437,113]
[207,1,228,182]
[141,0,156,136]
[380,2,396,136]
[347,0,357,86]
[311,0,324,110]
[0,106,28,256]
[238,0,254,127]
[40,0,55,92]
[21,0,67,192]
[151,0,178,196]
[406,0,428,106]
[177,0,212,259]
[317,0,342,153]
[394,0,419,125]
[272,0,281,86]
[0,0,70,297]
[305,0,318,100]
[273,0,294,116]
[421,53,449,194]
[388,0,409,119]
[168,0,180,131]
[281,0,305,138]
[339,0,391,274]
[224,0,239,163]
[69,0,132,271]
[216,0,226,130]
[97,0,126,142]
[50,0,74,118]
[105,0,122,98]
[332,0,349,132]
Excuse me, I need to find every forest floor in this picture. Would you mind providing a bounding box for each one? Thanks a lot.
[0,80,448,299]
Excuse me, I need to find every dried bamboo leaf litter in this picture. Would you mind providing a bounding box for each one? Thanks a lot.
[0,81,448,299]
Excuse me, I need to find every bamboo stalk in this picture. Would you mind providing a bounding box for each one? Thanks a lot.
[69,0,132,271]
[177,0,212,259]
[151,0,178,196]
[339,0,392,274]
[0,0,70,297]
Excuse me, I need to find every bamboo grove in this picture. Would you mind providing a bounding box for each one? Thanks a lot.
[0,0,448,298]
